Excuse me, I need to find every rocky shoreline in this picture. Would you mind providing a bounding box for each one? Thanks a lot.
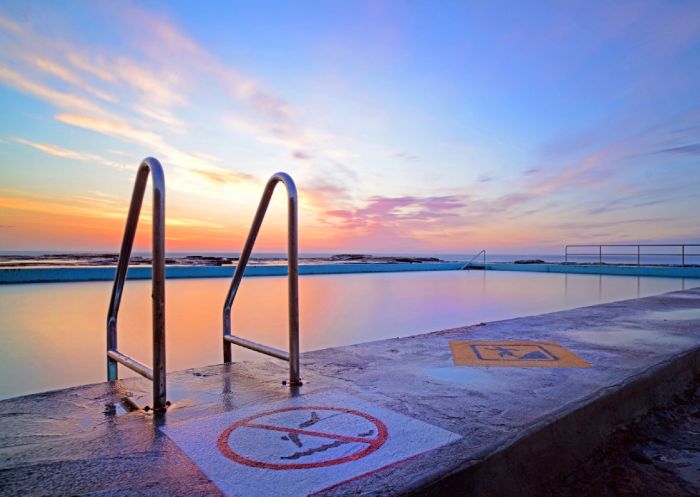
[0,253,447,268]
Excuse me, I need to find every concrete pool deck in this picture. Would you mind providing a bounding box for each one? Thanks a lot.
[1,288,699,496]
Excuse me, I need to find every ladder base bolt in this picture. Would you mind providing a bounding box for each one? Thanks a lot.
[282,380,304,386]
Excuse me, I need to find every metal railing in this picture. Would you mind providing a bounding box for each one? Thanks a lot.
[223,172,301,386]
[565,244,700,267]
[107,157,167,411]
[462,249,486,270]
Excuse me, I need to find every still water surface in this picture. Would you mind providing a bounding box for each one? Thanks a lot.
[1,270,698,399]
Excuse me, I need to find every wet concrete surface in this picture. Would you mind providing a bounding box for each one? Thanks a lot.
[0,288,699,496]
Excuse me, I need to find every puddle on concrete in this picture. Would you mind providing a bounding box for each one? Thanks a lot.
[166,387,222,406]
[104,398,141,416]
[646,309,700,321]
[421,366,563,389]
[424,367,502,388]
[568,328,697,349]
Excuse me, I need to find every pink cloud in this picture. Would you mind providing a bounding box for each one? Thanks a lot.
[323,195,468,232]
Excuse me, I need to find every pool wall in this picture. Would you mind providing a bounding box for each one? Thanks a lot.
[0,262,466,284]
[2,261,699,284]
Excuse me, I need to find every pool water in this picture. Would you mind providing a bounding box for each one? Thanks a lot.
[1,270,698,400]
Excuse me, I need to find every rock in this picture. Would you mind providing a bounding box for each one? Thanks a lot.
[629,449,653,464]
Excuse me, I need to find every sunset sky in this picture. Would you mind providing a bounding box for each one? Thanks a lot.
[0,1,699,254]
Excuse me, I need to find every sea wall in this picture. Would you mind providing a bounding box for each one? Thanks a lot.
[485,263,700,278]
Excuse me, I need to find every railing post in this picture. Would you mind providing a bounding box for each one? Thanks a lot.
[682,245,685,267]
[599,245,602,265]
[565,245,568,263]
[151,162,166,411]
[637,245,640,266]
[287,182,300,386]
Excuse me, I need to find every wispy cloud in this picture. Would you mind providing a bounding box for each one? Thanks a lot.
[190,167,252,185]
[12,137,126,169]
[656,143,700,156]
[0,13,22,35]
[55,113,164,149]
[51,113,252,189]
[292,150,312,160]
[0,65,114,117]
[25,55,117,103]
[550,217,674,231]
[393,151,419,162]
[0,5,354,199]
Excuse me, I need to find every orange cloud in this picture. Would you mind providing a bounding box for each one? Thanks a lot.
[0,189,233,251]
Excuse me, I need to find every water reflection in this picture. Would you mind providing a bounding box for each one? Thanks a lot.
[1,270,698,399]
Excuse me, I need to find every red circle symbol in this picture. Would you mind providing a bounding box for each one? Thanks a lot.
[217,406,388,470]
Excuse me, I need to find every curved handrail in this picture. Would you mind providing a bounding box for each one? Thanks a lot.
[106,157,166,411]
[223,172,300,386]
[462,249,486,270]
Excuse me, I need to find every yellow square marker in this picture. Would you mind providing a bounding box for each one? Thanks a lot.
[449,340,591,368]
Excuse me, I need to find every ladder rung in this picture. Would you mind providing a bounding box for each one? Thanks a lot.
[224,335,289,361]
[107,350,154,380]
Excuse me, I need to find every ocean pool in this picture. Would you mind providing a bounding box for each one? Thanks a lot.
[1,269,698,399]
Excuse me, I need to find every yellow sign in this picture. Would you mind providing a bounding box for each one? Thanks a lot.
[449,340,591,368]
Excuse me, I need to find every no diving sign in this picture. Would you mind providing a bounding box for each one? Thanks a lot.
[161,391,460,497]
[217,406,388,470]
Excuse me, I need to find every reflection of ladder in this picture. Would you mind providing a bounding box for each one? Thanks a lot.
[106,158,167,412]
[222,173,302,387]
[462,249,486,270]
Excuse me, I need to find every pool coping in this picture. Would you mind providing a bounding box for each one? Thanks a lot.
[2,261,700,284]
[0,262,466,283]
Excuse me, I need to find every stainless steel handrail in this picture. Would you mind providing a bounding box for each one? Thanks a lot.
[223,172,301,386]
[462,249,486,270]
[107,157,167,411]
[565,244,699,266]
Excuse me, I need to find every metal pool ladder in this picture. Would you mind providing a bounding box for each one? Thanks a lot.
[462,249,486,269]
[222,172,302,387]
[106,157,167,411]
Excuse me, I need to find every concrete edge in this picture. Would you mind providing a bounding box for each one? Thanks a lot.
[415,345,700,496]
[3,262,698,284]
[486,262,700,278]
[0,262,466,284]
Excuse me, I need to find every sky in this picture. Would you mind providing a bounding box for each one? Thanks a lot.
[0,0,699,255]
